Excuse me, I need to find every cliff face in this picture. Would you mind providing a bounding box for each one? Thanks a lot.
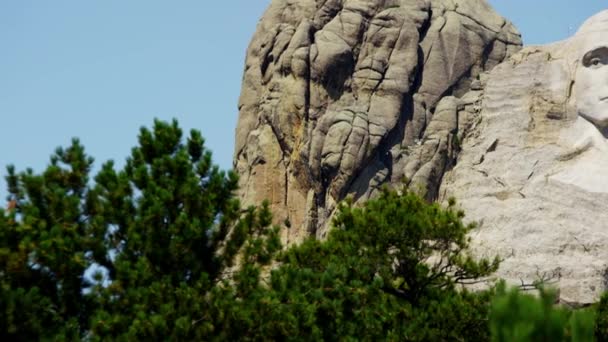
[234,0,521,243]
[441,10,608,305]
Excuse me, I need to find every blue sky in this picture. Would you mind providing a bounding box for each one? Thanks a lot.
[0,1,605,199]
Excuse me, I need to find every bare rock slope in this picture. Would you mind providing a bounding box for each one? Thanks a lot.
[234,0,521,243]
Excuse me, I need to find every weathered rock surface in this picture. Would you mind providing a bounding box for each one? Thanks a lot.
[440,10,608,305]
[234,0,521,243]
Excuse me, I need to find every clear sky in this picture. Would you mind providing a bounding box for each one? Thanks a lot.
[0,1,606,200]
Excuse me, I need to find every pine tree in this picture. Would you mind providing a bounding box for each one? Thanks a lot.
[596,292,608,340]
[490,282,596,341]
[7,118,597,340]
[0,140,98,339]
[214,188,501,340]
[0,119,281,340]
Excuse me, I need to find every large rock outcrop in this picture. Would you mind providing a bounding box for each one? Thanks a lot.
[234,0,521,243]
[440,10,608,305]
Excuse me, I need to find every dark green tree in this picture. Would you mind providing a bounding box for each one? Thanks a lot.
[0,119,281,340]
[596,292,608,341]
[0,140,98,339]
[8,118,591,341]
[87,119,281,340]
[214,188,501,340]
[490,282,596,342]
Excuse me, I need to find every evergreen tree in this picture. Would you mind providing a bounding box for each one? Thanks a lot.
[0,119,281,340]
[87,119,281,340]
[216,188,501,340]
[0,140,98,339]
[6,118,601,340]
[596,292,608,341]
[490,282,596,342]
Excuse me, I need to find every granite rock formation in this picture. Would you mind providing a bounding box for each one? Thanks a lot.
[440,10,608,305]
[234,0,521,243]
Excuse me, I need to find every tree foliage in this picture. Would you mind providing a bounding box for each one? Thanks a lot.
[595,292,608,341]
[0,119,280,340]
[2,118,608,340]
[0,140,97,339]
[490,282,596,342]
[210,188,500,340]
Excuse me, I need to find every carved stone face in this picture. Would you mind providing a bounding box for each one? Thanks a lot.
[574,12,608,132]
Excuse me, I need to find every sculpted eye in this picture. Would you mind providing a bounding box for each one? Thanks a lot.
[582,47,608,68]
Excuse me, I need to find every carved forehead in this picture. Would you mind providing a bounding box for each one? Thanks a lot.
[568,10,608,62]
[577,10,608,35]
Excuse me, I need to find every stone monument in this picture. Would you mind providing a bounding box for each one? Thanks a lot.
[441,10,608,305]
[234,0,608,305]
